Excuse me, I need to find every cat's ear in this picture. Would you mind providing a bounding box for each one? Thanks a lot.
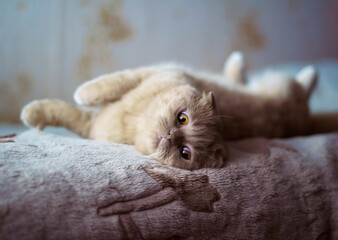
[295,65,318,99]
[202,91,216,110]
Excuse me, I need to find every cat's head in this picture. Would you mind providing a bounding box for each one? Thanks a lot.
[147,85,227,170]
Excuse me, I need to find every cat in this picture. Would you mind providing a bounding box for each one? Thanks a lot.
[20,52,338,170]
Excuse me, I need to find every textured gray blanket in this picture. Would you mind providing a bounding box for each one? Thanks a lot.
[0,130,338,239]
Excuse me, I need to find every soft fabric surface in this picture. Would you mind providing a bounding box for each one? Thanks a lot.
[1,130,338,239]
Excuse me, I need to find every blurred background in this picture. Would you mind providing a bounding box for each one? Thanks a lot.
[1,0,338,124]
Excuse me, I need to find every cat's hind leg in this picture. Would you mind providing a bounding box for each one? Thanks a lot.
[223,51,247,84]
[247,66,318,99]
[295,65,318,99]
[21,99,93,138]
[74,67,157,106]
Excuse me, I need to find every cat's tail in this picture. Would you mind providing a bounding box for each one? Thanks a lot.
[21,99,95,138]
[308,112,338,134]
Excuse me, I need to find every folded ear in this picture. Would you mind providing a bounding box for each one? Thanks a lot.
[223,51,247,84]
[202,91,216,110]
[295,65,318,99]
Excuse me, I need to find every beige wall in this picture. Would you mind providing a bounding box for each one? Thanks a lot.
[1,0,337,122]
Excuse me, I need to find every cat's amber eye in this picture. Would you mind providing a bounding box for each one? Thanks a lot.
[177,112,189,125]
[181,146,191,160]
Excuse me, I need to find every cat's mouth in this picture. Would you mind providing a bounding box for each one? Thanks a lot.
[154,132,172,161]
[155,132,172,148]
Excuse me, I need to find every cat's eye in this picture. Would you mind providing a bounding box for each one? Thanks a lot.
[177,112,189,125]
[181,146,191,160]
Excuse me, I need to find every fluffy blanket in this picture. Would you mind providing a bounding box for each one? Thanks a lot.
[0,130,338,239]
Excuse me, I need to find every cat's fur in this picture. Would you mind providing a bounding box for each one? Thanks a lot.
[21,52,338,170]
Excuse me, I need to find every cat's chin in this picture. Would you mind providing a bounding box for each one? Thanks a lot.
[157,138,171,152]
[153,138,171,162]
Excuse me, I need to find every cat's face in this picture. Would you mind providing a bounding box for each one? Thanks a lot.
[147,85,227,170]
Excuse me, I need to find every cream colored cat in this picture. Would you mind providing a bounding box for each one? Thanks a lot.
[20,52,337,170]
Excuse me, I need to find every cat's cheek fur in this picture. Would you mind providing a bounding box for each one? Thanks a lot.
[134,129,157,155]
[134,111,164,156]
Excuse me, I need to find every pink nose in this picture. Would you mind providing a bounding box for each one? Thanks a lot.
[158,134,171,141]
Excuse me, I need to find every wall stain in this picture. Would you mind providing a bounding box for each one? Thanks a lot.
[77,0,133,82]
[288,0,302,12]
[0,72,34,123]
[225,2,266,54]
[100,4,132,41]
[80,0,90,8]
[17,72,33,96]
[16,0,28,11]
[232,10,266,52]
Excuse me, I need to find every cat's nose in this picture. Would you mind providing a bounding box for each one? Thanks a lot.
[163,134,171,140]
[169,129,175,139]
[158,133,171,141]
[170,129,183,143]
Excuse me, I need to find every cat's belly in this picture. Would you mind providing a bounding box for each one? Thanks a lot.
[222,118,284,139]
[219,100,310,139]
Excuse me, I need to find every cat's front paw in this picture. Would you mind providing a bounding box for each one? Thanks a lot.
[74,72,133,105]
[73,77,105,105]
[20,100,49,130]
[73,81,95,105]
